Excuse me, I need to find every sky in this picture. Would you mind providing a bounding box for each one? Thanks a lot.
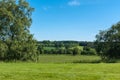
[28,0,120,41]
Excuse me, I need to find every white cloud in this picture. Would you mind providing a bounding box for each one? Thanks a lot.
[68,0,80,6]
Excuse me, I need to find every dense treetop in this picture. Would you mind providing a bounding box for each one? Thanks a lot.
[0,0,38,61]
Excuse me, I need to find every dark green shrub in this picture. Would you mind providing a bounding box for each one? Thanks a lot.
[81,47,96,55]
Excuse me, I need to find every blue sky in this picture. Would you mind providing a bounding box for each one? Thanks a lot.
[28,0,120,41]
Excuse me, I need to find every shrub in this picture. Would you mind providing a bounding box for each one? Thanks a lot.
[81,47,96,55]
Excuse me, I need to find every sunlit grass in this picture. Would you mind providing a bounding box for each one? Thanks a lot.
[38,55,101,63]
[0,55,119,80]
[0,63,120,80]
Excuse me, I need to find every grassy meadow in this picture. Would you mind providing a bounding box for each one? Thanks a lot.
[0,55,120,80]
[0,63,120,80]
[38,55,101,63]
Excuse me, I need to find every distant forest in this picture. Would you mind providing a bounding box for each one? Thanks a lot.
[38,41,94,47]
[37,41,96,55]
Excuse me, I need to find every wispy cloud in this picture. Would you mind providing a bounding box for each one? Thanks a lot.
[68,0,80,6]
[43,7,48,11]
[42,6,52,11]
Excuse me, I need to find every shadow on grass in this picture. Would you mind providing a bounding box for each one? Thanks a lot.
[72,59,119,63]
[72,60,102,63]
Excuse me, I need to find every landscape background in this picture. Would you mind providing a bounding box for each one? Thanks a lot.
[0,0,120,80]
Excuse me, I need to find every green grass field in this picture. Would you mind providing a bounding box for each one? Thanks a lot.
[38,55,101,63]
[0,63,120,80]
[0,55,120,80]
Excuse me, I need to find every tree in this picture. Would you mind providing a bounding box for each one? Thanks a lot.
[73,47,81,55]
[95,22,120,60]
[0,0,38,61]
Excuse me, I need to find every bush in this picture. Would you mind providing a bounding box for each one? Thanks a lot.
[0,42,8,60]
[81,47,96,55]
[66,48,73,54]
[72,47,82,55]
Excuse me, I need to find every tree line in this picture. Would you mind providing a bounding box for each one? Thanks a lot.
[37,41,96,55]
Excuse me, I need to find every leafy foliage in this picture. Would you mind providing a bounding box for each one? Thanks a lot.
[0,0,38,61]
[37,41,96,55]
[95,22,120,60]
[81,47,96,55]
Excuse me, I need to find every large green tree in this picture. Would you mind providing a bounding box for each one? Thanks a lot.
[95,22,120,60]
[0,0,38,61]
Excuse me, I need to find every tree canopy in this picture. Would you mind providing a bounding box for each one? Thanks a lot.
[95,22,120,60]
[0,0,38,61]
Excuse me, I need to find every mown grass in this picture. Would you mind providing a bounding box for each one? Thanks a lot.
[38,55,101,63]
[0,63,120,80]
[0,55,120,80]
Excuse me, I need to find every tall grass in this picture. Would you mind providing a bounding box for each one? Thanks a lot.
[38,55,101,63]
